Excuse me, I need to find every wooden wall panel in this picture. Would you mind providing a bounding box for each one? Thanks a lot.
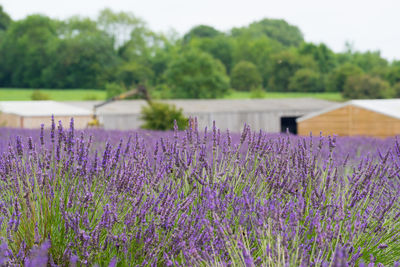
[298,106,351,136]
[298,105,400,137]
[349,106,400,138]
[0,113,21,128]
[23,116,93,129]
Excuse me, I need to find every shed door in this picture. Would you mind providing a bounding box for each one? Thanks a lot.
[280,117,298,134]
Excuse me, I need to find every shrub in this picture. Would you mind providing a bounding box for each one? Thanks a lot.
[83,93,99,100]
[140,102,188,130]
[250,87,265,98]
[392,82,400,98]
[342,74,392,99]
[326,63,363,92]
[30,90,50,100]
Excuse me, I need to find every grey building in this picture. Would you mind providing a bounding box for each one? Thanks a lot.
[68,98,336,133]
[0,101,92,129]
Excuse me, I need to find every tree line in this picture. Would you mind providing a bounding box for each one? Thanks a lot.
[0,6,399,99]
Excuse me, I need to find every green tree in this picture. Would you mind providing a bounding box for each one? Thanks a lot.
[0,5,11,31]
[232,36,283,87]
[231,61,262,91]
[98,8,146,48]
[150,44,180,85]
[188,36,234,73]
[385,65,400,85]
[326,63,363,92]
[288,68,323,92]
[351,51,388,73]
[117,61,154,87]
[165,49,230,98]
[113,10,166,88]
[183,25,221,44]
[42,17,118,89]
[342,74,391,99]
[0,15,59,87]
[118,22,166,63]
[231,18,303,47]
[298,43,337,73]
[268,50,316,91]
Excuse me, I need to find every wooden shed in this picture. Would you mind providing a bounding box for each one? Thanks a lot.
[297,99,400,138]
[0,101,92,129]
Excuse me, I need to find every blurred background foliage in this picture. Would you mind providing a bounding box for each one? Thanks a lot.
[0,6,399,100]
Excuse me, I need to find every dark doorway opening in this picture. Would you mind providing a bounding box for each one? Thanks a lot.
[280,117,298,134]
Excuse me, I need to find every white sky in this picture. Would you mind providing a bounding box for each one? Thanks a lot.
[1,0,399,61]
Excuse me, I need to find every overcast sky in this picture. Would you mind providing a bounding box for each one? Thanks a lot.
[1,0,399,61]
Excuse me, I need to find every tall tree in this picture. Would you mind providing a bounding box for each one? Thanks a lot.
[231,61,262,91]
[232,36,283,87]
[42,16,118,89]
[231,18,304,47]
[298,43,337,74]
[98,8,147,49]
[188,36,234,73]
[165,49,229,98]
[385,65,400,85]
[351,51,388,73]
[0,15,59,87]
[288,68,323,92]
[0,5,11,31]
[183,25,221,44]
[268,50,316,91]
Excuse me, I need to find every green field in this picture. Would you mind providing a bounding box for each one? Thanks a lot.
[0,88,343,102]
[223,90,344,101]
[0,88,107,101]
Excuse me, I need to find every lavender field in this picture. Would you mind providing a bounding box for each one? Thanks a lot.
[0,117,399,266]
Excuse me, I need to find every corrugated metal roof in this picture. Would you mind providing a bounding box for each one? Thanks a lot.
[351,99,400,119]
[68,98,336,115]
[297,99,400,122]
[0,101,91,117]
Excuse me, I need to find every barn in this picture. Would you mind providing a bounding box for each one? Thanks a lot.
[0,101,92,129]
[297,99,400,138]
[68,98,336,133]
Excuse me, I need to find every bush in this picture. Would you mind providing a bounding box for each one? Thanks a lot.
[326,63,363,92]
[392,82,400,98]
[342,74,392,99]
[83,93,99,100]
[30,90,50,100]
[231,61,262,91]
[140,102,188,130]
[250,87,265,98]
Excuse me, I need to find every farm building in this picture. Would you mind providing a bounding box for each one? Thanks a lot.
[297,99,400,138]
[0,101,92,129]
[68,98,336,133]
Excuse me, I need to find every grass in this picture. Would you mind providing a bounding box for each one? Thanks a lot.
[223,90,344,102]
[0,88,344,102]
[0,88,107,101]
